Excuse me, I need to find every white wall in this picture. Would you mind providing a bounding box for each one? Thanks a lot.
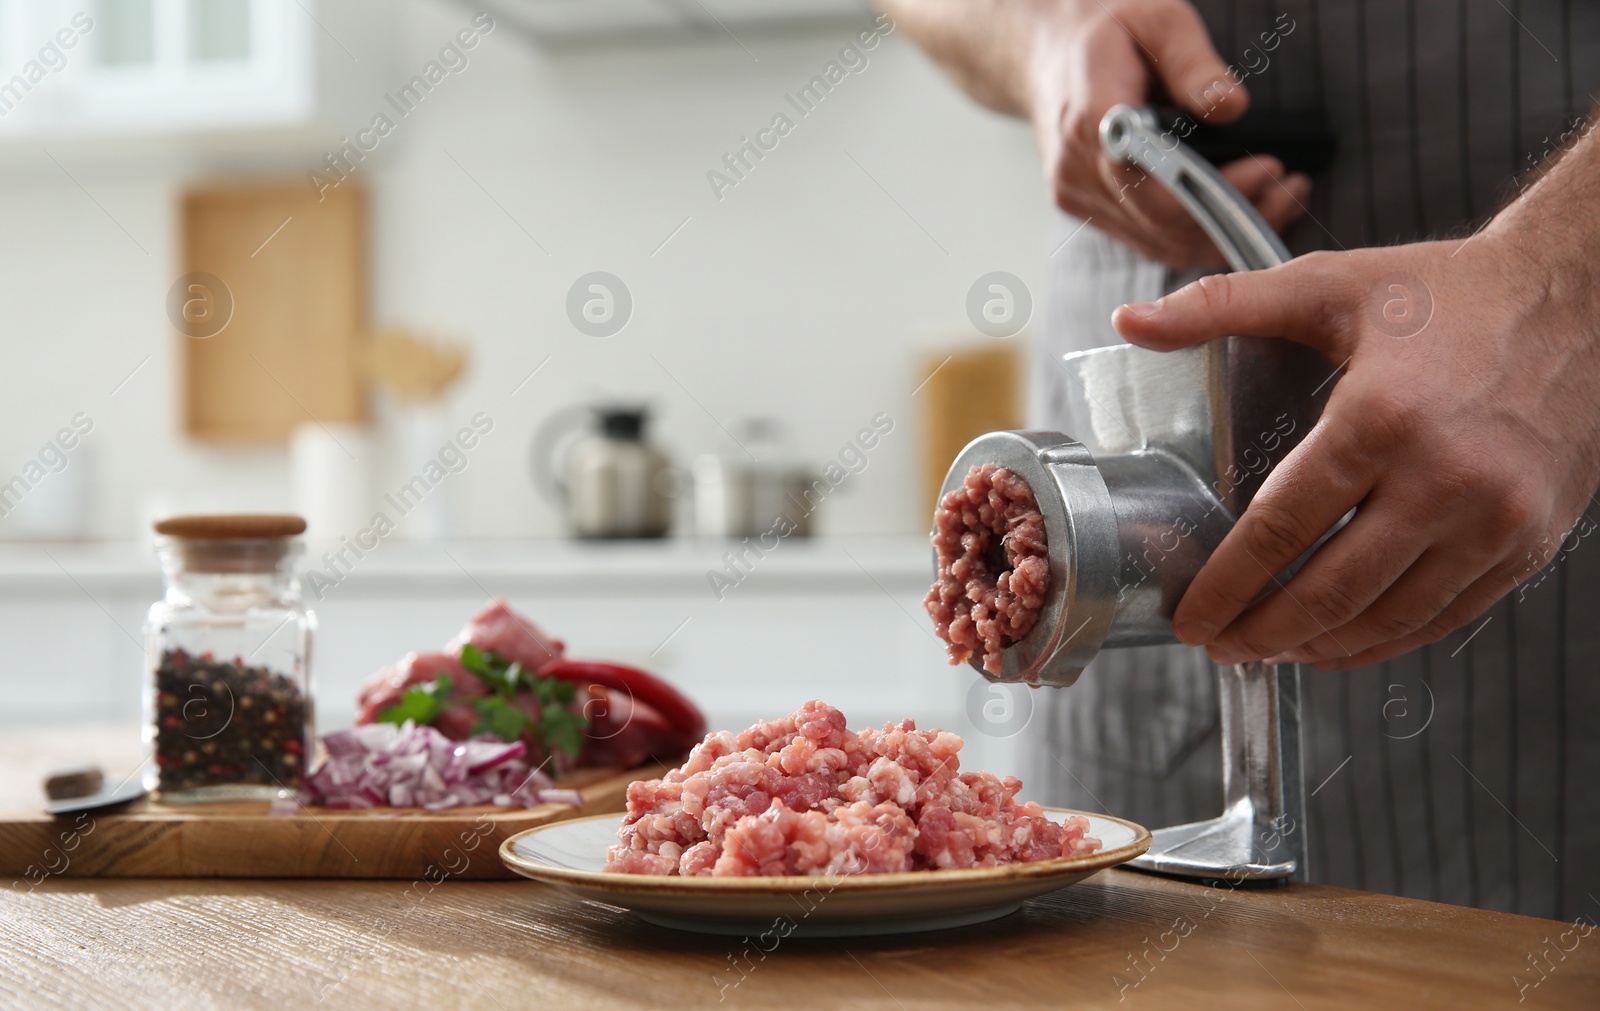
[0,1,1050,541]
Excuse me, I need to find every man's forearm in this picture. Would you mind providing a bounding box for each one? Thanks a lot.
[875,0,1042,116]
[1491,108,1600,295]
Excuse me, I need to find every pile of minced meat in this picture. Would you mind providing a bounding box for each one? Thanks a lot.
[924,463,1050,674]
[605,701,1099,877]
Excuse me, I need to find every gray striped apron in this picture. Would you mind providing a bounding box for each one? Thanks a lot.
[1026,0,1600,919]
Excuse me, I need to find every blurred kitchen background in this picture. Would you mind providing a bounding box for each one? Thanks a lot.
[0,0,1053,770]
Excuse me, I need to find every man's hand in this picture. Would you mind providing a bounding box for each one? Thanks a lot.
[1024,0,1309,267]
[881,0,1311,268]
[1110,222,1600,669]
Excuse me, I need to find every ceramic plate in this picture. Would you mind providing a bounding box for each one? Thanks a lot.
[500,808,1150,937]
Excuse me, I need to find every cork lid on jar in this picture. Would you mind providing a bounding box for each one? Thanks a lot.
[153,514,306,573]
[153,515,307,538]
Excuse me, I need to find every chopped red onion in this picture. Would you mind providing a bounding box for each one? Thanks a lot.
[301,722,576,811]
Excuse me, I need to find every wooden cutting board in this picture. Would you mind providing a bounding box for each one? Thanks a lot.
[0,762,661,882]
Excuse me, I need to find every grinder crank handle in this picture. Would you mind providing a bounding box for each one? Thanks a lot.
[1099,104,1290,272]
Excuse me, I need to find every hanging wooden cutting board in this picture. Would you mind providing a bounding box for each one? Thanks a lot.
[0,762,663,881]
[180,180,368,442]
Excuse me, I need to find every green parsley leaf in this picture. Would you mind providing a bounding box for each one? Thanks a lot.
[458,643,497,683]
[376,674,453,727]
[471,694,534,743]
[456,645,591,758]
[540,706,587,758]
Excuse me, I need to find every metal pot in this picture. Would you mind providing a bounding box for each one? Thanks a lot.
[690,454,816,539]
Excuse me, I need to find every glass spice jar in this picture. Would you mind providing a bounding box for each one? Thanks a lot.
[143,514,316,802]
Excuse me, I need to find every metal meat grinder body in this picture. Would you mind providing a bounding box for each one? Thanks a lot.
[937,106,1331,883]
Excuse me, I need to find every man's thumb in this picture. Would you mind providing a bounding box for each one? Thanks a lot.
[1139,3,1249,123]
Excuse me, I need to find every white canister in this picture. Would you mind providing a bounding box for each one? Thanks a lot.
[289,422,377,547]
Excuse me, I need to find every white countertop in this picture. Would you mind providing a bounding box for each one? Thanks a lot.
[0,535,935,596]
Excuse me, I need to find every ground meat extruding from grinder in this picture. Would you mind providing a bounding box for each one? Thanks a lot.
[924,463,1050,675]
[605,701,1099,876]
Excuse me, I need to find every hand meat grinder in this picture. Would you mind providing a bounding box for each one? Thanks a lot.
[937,105,1331,883]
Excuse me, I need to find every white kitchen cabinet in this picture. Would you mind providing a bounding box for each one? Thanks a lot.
[0,538,1027,773]
[478,0,872,44]
[0,599,123,720]
[0,0,388,141]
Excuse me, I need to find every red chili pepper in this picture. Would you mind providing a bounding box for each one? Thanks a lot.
[538,659,706,748]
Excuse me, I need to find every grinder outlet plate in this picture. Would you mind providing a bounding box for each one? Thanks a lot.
[933,431,1118,688]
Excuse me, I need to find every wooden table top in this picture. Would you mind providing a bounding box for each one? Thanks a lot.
[6,859,1596,1007]
[3,727,1596,1008]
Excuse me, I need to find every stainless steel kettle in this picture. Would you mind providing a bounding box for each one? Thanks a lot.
[532,405,673,539]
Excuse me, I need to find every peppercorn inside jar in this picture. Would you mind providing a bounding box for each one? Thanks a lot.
[144,514,316,802]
